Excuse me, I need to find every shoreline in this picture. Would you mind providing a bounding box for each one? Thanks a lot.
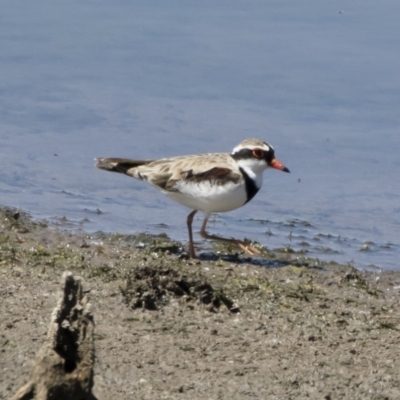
[1,206,400,399]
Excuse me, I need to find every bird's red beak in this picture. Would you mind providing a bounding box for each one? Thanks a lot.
[269,158,290,173]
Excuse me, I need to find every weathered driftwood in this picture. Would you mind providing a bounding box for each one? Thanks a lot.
[12,272,97,400]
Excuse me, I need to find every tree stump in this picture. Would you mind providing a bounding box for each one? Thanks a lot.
[12,272,97,400]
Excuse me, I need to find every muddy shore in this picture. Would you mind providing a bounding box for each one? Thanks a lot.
[1,206,399,399]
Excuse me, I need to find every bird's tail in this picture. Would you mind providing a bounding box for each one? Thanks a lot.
[95,158,152,177]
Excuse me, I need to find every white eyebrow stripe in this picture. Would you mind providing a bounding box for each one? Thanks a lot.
[232,144,271,154]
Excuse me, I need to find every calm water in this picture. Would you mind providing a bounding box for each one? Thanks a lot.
[1,1,399,270]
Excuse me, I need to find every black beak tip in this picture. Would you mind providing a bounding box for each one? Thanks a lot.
[283,166,290,173]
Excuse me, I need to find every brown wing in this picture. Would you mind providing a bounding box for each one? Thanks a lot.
[186,167,239,182]
[96,153,241,193]
[165,167,241,191]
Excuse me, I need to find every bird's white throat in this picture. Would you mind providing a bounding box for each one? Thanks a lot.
[236,158,266,189]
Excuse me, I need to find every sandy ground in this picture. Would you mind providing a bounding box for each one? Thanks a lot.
[1,206,400,400]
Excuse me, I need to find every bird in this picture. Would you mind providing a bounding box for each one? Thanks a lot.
[95,139,290,258]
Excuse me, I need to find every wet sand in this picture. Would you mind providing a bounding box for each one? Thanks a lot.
[1,206,400,399]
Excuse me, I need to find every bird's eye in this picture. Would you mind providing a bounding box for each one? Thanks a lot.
[252,148,264,159]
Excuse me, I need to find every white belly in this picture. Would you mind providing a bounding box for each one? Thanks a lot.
[165,180,248,214]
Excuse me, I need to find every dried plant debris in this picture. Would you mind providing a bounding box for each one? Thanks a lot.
[11,272,96,400]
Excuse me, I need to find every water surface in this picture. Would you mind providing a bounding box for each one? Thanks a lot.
[1,1,399,270]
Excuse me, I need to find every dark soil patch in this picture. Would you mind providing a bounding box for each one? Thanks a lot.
[121,264,236,312]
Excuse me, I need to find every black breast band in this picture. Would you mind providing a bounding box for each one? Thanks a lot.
[239,167,259,204]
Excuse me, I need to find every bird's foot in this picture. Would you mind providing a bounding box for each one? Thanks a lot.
[236,241,262,255]
[200,231,262,256]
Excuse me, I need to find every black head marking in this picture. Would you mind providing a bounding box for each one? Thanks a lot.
[231,145,275,164]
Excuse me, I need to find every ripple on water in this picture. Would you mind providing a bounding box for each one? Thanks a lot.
[242,217,398,270]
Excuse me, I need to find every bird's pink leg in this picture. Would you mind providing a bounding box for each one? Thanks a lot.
[186,210,198,258]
